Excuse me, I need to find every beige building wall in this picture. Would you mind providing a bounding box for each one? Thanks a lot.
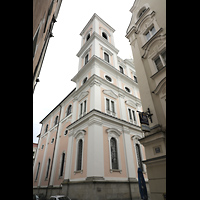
[126,1,166,200]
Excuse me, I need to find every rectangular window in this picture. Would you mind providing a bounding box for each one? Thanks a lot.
[145,25,156,41]
[119,66,124,74]
[128,108,132,120]
[84,100,87,113]
[111,101,115,113]
[106,98,110,111]
[104,52,109,63]
[79,100,87,118]
[105,98,116,116]
[132,110,136,121]
[145,31,151,41]
[80,103,83,115]
[128,108,138,124]
[153,50,166,71]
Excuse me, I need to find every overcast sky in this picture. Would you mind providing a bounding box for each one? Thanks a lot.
[33,0,135,143]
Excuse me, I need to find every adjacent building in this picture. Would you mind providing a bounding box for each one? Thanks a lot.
[33,143,38,165]
[33,0,63,92]
[33,13,149,200]
[126,1,166,200]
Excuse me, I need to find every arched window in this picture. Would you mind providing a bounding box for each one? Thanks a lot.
[102,32,108,40]
[82,77,87,85]
[45,158,51,179]
[86,33,90,41]
[135,144,143,171]
[66,105,72,116]
[137,7,147,19]
[60,152,65,177]
[45,124,48,132]
[110,137,118,169]
[54,115,58,125]
[35,162,40,181]
[77,139,83,171]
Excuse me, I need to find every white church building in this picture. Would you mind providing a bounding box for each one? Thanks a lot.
[33,13,149,200]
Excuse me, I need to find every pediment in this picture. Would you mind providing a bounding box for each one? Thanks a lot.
[125,100,137,108]
[103,90,118,99]
[78,91,89,102]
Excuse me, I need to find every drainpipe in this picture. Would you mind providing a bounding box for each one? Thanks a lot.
[122,126,133,200]
[46,105,62,197]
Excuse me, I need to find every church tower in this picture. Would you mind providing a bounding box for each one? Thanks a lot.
[33,13,149,200]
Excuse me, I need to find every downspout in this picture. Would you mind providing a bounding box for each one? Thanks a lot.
[46,105,62,196]
[122,126,133,200]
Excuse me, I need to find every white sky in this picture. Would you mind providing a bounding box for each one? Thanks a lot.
[33,0,135,143]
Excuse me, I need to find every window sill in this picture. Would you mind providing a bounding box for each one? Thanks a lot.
[150,65,166,79]
[74,170,83,175]
[106,110,116,117]
[110,169,122,174]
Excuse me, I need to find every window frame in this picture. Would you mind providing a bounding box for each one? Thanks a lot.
[102,32,108,40]
[74,130,86,174]
[105,97,116,117]
[144,25,156,41]
[85,54,89,65]
[153,49,166,71]
[45,158,51,180]
[106,128,122,173]
[119,66,124,74]
[104,75,112,83]
[59,152,65,177]
[66,104,72,117]
[104,52,110,63]
[127,107,138,125]
[79,99,87,118]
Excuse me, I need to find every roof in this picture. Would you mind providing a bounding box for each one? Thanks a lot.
[80,13,115,36]
[40,88,76,124]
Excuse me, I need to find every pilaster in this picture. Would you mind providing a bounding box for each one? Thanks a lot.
[86,116,104,179]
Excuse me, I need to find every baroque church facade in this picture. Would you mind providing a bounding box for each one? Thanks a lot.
[33,13,149,200]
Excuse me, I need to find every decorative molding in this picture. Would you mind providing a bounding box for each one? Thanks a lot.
[106,128,122,138]
[125,99,137,108]
[89,80,101,87]
[74,129,86,139]
[78,91,89,102]
[103,90,118,99]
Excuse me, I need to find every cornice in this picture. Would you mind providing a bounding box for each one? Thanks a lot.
[67,109,142,132]
[76,32,119,57]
